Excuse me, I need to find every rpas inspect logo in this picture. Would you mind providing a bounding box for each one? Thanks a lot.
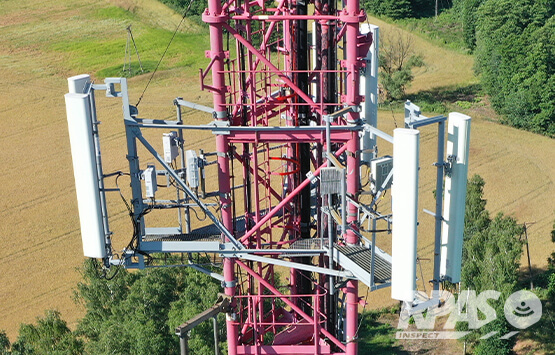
[504,290,542,329]
[395,290,542,340]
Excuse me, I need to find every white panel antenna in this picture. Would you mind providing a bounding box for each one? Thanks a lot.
[391,128,420,302]
[440,113,471,283]
[186,150,200,188]
[311,22,317,98]
[64,92,107,258]
[359,24,379,164]
[68,74,91,94]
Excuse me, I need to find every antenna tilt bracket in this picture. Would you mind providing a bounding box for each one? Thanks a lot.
[404,100,421,127]
[404,101,447,128]
[104,79,123,98]
[442,155,456,177]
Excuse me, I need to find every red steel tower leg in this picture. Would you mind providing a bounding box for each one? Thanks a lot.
[344,0,363,352]
[204,0,239,353]
[346,134,360,354]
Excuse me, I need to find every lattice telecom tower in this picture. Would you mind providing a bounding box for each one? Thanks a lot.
[64,0,471,353]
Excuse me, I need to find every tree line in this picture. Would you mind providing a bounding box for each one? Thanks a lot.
[458,175,523,354]
[362,0,451,19]
[365,0,555,137]
[461,175,555,353]
[470,0,555,136]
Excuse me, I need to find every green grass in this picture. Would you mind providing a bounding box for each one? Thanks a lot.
[96,60,158,78]
[93,6,137,21]
[358,307,407,354]
[377,83,484,116]
[48,20,210,77]
[0,4,212,79]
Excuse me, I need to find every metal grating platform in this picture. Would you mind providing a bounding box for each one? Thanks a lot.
[289,238,328,250]
[143,233,221,242]
[333,244,392,284]
[139,221,235,253]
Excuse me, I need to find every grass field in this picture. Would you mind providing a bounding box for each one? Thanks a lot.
[0,0,553,345]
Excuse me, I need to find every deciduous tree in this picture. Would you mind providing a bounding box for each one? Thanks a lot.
[379,29,424,101]
[74,258,224,354]
[460,175,524,354]
[10,310,83,355]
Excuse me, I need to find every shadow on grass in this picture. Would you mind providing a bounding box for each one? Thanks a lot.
[518,297,555,354]
[403,83,482,113]
[518,266,550,290]
[515,266,555,353]
[96,60,158,78]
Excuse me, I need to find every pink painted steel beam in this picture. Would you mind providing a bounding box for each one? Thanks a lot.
[237,345,337,354]
[232,14,341,21]
[222,23,322,114]
[200,0,370,352]
[236,260,346,352]
[239,143,348,244]
[226,129,353,144]
[343,0,364,352]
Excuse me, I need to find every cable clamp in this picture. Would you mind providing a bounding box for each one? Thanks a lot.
[222,279,237,288]
[306,171,318,184]
[211,118,230,135]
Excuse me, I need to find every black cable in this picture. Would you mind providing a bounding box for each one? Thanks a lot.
[115,172,155,259]
[353,285,370,341]
[135,0,196,107]
[168,161,188,193]
[190,206,207,222]
[115,172,133,216]
[361,165,371,188]
[103,263,122,280]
